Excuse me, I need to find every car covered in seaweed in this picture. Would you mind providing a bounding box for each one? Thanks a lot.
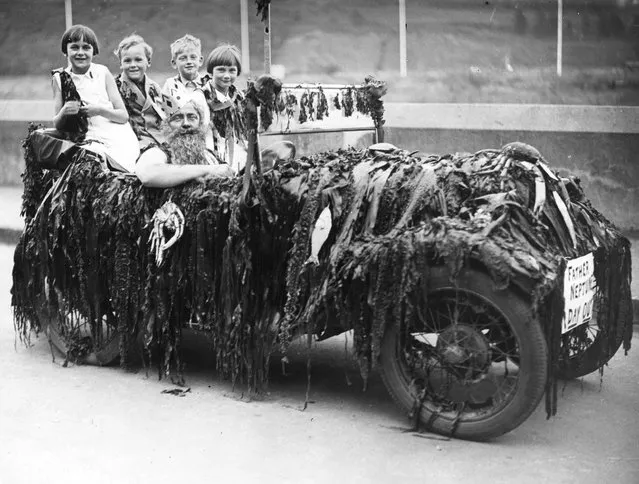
[11,75,633,442]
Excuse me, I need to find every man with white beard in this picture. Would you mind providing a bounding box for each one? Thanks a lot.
[135,97,295,188]
[135,99,233,187]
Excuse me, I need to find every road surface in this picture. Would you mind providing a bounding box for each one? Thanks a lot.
[0,243,638,484]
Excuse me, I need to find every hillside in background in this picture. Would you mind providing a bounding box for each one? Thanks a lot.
[1,0,638,103]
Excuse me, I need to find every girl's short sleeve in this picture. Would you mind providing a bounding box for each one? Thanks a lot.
[51,70,62,89]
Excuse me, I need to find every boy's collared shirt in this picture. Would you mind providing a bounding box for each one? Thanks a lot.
[118,74,165,119]
[116,74,167,147]
[162,73,208,104]
[181,78,203,92]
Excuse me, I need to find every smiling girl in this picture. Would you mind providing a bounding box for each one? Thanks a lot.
[52,25,139,171]
[202,43,246,173]
[115,34,167,148]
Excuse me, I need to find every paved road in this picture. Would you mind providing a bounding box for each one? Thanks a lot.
[1,243,638,484]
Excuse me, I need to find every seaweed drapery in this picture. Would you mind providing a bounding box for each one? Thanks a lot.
[261,77,387,136]
[255,0,271,22]
[250,74,282,132]
[203,83,247,146]
[51,68,88,141]
[20,124,59,224]
[200,75,387,148]
[12,138,632,409]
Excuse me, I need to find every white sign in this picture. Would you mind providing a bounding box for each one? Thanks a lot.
[562,252,596,334]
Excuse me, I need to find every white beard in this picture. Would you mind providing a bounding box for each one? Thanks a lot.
[165,127,209,165]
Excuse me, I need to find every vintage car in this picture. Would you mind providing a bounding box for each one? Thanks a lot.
[11,74,633,442]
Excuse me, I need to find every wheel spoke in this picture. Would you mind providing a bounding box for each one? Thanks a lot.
[400,287,522,420]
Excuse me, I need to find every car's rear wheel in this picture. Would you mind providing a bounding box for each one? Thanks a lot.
[37,295,123,366]
[379,267,548,441]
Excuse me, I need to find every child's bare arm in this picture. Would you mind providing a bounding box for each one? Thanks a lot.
[81,71,129,123]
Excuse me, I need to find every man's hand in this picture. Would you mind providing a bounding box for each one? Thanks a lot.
[80,103,104,118]
[207,164,234,178]
[198,164,234,182]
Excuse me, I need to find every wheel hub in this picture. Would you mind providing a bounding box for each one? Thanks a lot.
[436,324,491,374]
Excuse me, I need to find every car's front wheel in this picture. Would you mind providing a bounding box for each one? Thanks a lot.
[379,267,548,441]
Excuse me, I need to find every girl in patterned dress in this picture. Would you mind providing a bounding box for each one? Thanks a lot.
[202,43,247,174]
[52,24,140,172]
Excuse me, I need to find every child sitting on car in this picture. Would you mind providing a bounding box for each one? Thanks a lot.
[162,34,211,147]
[52,24,139,171]
[114,34,168,149]
[202,43,247,174]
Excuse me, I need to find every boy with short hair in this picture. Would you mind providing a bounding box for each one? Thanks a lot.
[115,34,166,148]
[162,34,212,147]
[162,34,207,99]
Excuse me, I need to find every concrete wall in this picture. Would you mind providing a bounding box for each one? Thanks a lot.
[1,102,637,230]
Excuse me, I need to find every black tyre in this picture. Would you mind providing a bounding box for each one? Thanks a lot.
[37,295,122,366]
[379,267,548,441]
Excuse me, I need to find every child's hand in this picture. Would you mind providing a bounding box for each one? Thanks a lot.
[79,103,103,118]
[60,100,81,116]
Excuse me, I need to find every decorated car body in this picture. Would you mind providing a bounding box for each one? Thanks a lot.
[11,71,633,441]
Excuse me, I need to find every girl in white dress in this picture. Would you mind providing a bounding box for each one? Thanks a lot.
[52,25,140,172]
